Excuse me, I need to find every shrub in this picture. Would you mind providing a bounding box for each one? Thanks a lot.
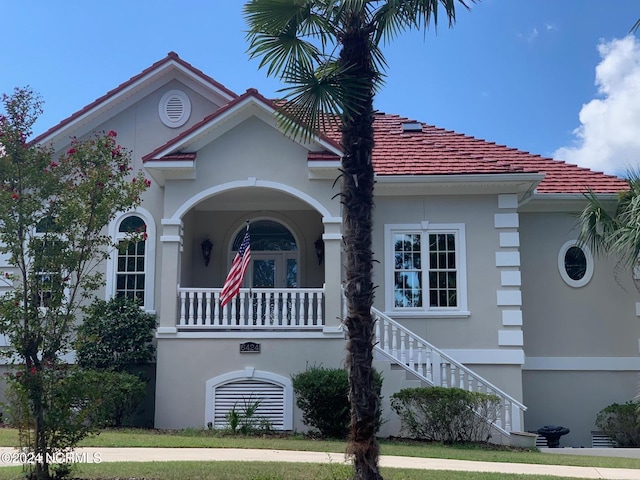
[595,401,640,447]
[76,296,157,371]
[292,365,382,439]
[75,296,156,426]
[390,386,500,443]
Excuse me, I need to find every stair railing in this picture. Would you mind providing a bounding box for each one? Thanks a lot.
[369,307,526,436]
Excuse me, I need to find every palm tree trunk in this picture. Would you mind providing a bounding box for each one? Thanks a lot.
[340,14,383,480]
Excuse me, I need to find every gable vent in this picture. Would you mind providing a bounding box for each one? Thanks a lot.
[158,90,191,128]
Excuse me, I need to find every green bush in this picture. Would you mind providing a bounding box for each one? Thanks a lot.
[390,386,500,443]
[291,365,382,439]
[595,401,640,447]
[76,296,157,370]
[75,296,156,426]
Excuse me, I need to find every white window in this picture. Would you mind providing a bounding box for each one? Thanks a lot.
[33,217,67,309]
[386,223,468,316]
[106,209,156,311]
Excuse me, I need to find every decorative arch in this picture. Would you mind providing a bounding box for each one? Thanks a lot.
[105,207,157,311]
[171,178,334,221]
[204,368,293,430]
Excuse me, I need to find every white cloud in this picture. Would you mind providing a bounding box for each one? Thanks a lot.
[554,35,640,175]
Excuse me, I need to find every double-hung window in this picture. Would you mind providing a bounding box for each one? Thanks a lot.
[33,217,67,309]
[106,209,156,312]
[386,223,468,316]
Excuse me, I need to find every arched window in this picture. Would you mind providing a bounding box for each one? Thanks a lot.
[107,209,156,310]
[116,215,147,304]
[230,220,297,288]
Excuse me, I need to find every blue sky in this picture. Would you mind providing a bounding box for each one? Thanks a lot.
[2,1,639,175]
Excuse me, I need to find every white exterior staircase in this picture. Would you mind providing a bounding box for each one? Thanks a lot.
[370,307,526,438]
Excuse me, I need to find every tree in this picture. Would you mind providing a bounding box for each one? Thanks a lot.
[244,2,472,478]
[0,87,149,480]
[577,170,640,288]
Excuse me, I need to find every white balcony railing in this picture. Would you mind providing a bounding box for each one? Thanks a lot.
[177,287,325,330]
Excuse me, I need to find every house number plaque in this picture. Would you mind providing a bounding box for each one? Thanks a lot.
[239,342,260,353]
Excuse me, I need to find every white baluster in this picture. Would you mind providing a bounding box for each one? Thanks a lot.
[408,338,415,370]
[188,293,195,326]
[450,364,456,388]
[214,292,221,325]
[441,363,448,387]
[196,292,203,325]
[256,292,263,326]
[230,297,237,325]
[400,331,406,364]
[383,321,390,352]
[316,292,322,326]
[426,350,433,383]
[179,291,186,325]
[391,325,398,359]
[467,376,474,392]
[292,292,299,325]
[458,369,464,389]
[205,292,212,325]
[504,399,512,431]
[417,347,424,377]
[306,292,312,326]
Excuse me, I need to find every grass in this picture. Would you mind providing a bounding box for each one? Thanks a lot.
[0,461,597,480]
[0,427,638,479]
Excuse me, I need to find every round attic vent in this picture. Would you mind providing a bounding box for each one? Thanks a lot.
[158,90,191,128]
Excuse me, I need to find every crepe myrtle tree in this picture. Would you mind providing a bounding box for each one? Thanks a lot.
[0,87,150,480]
[245,2,472,479]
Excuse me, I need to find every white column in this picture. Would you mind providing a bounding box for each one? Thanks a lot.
[157,219,183,335]
[322,216,343,332]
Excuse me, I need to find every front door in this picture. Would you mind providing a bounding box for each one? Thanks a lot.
[250,253,297,288]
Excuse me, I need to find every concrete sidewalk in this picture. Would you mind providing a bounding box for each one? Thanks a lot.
[1,447,639,479]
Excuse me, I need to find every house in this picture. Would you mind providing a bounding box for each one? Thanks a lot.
[16,52,640,447]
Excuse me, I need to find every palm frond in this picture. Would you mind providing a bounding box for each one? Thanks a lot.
[274,60,369,140]
[577,190,617,257]
[373,0,473,44]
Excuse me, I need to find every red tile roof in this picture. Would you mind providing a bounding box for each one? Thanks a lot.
[34,51,627,195]
[354,114,626,194]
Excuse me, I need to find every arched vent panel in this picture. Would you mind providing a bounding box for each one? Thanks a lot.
[213,379,286,430]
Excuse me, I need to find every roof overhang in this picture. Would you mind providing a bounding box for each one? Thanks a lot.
[519,192,620,213]
[374,173,544,200]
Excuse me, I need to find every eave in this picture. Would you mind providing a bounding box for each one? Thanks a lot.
[373,173,544,200]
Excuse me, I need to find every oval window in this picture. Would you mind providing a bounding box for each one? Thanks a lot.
[558,240,593,287]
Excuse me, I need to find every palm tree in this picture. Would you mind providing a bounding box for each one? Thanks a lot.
[578,170,640,288]
[244,2,472,478]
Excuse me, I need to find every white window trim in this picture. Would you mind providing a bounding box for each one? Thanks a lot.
[558,239,593,288]
[105,208,156,312]
[384,223,469,317]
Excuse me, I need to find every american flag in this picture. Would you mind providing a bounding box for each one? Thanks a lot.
[220,227,251,307]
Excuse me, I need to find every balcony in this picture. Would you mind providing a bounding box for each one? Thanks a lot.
[177,287,325,330]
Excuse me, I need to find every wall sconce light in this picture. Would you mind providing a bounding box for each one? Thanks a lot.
[201,238,213,267]
[314,237,325,265]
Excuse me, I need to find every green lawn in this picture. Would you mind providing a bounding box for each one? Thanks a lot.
[0,427,638,480]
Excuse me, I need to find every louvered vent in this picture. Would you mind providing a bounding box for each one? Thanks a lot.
[213,379,286,430]
[158,90,191,128]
